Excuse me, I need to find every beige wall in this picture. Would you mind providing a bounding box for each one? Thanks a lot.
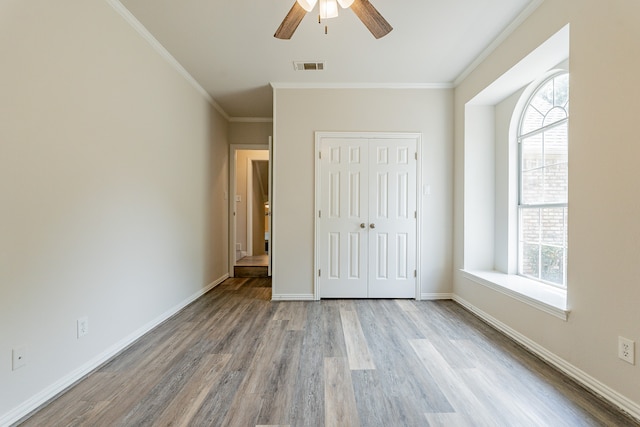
[229,121,273,146]
[0,0,229,419]
[454,0,640,409]
[273,88,453,298]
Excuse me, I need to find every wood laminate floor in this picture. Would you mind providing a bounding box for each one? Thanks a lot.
[236,255,269,266]
[19,278,639,427]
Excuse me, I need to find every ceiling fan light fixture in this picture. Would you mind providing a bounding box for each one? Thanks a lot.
[275,0,392,39]
[296,0,317,12]
[319,0,339,19]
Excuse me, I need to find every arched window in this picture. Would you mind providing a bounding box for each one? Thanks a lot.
[518,72,569,287]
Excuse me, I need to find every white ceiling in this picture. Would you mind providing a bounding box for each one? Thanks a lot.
[118,0,535,118]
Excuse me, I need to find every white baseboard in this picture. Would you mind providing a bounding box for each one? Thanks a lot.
[421,292,453,300]
[452,294,640,423]
[0,274,229,427]
[271,293,315,301]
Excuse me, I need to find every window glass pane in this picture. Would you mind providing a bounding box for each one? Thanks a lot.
[522,243,539,277]
[520,207,540,243]
[544,122,568,166]
[530,81,554,116]
[520,74,569,135]
[520,207,541,278]
[521,105,544,134]
[541,245,564,285]
[543,122,568,203]
[522,170,545,205]
[543,163,568,203]
[542,106,567,127]
[541,208,565,247]
[519,206,567,285]
[521,134,543,204]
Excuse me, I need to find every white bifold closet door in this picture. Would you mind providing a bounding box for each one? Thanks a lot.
[318,137,417,298]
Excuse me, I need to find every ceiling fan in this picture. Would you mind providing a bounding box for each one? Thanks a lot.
[274,0,392,40]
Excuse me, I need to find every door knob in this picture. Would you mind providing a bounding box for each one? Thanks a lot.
[369,223,376,229]
[360,223,366,229]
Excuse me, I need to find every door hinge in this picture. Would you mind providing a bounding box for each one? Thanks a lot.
[319,210,322,218]
[414,270,417,277]
[415,152,418,160]
[319,151,322,159]
[319,269,321,277]
[414,211,417,219]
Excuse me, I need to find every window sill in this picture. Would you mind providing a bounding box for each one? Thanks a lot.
[460,270,569,321]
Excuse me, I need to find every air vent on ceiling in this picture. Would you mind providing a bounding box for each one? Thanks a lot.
[294,61,325,71]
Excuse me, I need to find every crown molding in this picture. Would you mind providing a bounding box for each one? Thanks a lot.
[453,0,544,87]
[270,82,454,90]
[105,0,230,121]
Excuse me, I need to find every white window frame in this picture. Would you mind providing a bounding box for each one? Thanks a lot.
[517,71,569,288]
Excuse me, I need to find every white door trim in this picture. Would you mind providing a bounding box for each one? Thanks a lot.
[314,131,423,300]
[268,136,273,276]
[246,157,254,256]
[229,144,269,277]
[246,155,269,257]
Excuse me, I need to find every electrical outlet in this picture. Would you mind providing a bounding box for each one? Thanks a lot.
[77,317,89,338]
[618,336,635,365]
[12,346,26,370]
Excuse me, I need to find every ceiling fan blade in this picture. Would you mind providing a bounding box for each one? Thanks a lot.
[350,0,392,39]
[274,2,307,39]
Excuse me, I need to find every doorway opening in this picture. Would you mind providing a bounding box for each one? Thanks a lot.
[230,144,271,278]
